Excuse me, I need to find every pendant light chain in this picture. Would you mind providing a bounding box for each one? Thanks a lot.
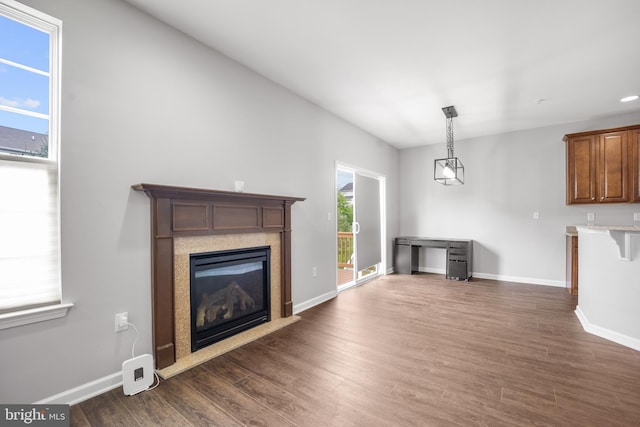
[446,115,454,159]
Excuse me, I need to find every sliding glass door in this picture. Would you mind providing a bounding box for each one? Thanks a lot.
[336,164,385,290]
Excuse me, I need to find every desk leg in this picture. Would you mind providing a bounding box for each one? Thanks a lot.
[395,244,419,274]
[445,248,449,279]
[409,245,419,274]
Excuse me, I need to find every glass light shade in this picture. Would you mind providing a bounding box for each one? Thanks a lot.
[434,157,464,185]
[443,165,456,179]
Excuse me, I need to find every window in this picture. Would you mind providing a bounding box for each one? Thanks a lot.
[0,0,69,327]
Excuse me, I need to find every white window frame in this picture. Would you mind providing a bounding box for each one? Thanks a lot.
[0,0,71,329]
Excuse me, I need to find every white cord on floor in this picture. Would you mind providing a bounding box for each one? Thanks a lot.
[147,372,160,391]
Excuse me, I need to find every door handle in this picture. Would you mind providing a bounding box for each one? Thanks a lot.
[353,222,360,234]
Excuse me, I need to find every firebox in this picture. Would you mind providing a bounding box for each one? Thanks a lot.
[190,246,271,352]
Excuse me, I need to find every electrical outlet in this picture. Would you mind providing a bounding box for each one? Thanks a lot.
[312,267,318,277]
[634,212,640,222]
[115,312,128,332]
[533,211,539,220]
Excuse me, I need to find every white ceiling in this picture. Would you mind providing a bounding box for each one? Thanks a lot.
[124,0,640,149]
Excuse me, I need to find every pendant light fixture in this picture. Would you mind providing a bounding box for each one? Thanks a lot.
[434,105,464,185]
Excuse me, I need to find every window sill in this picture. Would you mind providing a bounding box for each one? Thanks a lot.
[0,302,73,330]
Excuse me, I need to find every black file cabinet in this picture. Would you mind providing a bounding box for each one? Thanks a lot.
[446,241,473,281]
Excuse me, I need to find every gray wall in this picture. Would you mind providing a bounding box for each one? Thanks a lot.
[0,0,399,403]
[399,111,640,284]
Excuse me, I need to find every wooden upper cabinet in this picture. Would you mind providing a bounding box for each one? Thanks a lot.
[566,135,596,204]
[598,131,628,203]
[632,129,640,202]
[564,124,640,205]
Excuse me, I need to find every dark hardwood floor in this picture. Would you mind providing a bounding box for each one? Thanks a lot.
[71,274,640,426]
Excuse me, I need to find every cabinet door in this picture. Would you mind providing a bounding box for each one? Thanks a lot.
[567,135,596,204]
[598,131,628,203]
[631,129,640,202]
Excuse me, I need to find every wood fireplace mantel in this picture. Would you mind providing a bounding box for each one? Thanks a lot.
[133,183,305,369]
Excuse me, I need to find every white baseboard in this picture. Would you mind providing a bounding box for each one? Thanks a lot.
[472,272,565,288]
[418,267,446,275]
[36,371,122,406]
[575,306,640,351]
[416,267,565,288]
[293,289,338,314]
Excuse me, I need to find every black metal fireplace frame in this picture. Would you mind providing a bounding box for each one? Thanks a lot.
[189,246,271,352]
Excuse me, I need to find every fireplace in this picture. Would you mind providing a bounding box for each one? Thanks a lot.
[133,183,304,370]
[190,246,271,352]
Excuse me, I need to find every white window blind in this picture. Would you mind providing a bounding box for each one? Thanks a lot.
[354,173,382,270]
[0,159,60,311]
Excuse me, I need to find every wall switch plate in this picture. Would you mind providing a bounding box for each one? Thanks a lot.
[115,312,128,332]
[312,267,318,277]
[533,211,539,219]
[122,354,154,396]
[634,212,640,221]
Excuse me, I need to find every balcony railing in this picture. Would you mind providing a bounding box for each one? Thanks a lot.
[337,232,354,268]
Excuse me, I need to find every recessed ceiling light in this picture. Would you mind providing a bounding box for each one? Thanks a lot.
[620,95,639,102]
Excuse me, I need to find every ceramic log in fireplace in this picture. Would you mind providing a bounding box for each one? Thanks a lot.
[133,183,305,369]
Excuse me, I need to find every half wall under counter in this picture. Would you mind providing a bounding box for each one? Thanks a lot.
[575,225,640,351]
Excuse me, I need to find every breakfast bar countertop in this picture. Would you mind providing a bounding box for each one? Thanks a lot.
[566,224,640,237]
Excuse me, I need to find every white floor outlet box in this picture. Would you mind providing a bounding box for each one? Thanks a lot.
[122,354,154,396]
